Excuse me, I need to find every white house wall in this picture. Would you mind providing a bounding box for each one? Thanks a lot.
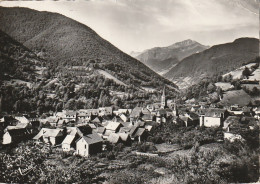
[76,138,89,157]
[3,132,12,144]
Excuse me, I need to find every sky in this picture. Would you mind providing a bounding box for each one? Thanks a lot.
[0,0,259,53]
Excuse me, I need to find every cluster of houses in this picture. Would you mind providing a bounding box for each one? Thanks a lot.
[1,88,259,156]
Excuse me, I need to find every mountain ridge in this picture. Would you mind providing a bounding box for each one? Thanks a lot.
[0,6,177,90]
[163,37,259,89]
[133,39,209,74]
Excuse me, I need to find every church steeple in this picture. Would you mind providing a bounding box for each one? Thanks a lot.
[161,86,166,109]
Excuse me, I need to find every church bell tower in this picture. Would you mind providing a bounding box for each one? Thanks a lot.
[161,86,166,109]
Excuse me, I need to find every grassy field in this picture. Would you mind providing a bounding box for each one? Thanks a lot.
[221,89,251,106]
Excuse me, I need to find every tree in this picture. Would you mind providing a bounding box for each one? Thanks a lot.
[242,67,251,78]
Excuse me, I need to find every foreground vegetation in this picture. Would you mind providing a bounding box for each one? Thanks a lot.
[0,123,258,183]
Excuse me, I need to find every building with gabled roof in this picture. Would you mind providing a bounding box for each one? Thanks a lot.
[3,128,30,144]
[107,133,121,144]
[105,121,122,132]
[131,128,147,142]
[199,108,228,127]
[76,133,103,157]
[98,107,113,116]
[130,107,142,119]
[33,128,64,145]
[61,125,92,151]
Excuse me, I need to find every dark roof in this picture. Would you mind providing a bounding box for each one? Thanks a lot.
[92,117,102,123]
[112,116,123,123]
[129,126,138,136]
[77,125,92,136]
[65,110,77,116]
[107,133,120,144]
[205,108,226,118]
[132,128,146,138]
[130,107,142,118]
[7,128,28,137]
[145,121,157,126]
[82,133,103,144]
[188,112,199,120]
[142,114,153,121]
[96,127,105,134]
[121,121,132,127]
[141,108,151,115]
[119,126,132,133]
[102,115,113,121]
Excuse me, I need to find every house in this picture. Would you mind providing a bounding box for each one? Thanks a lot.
[33,128,64,145]
[118,132,131,145]
[98,107,113,116]
[131,128,147,142]
[62,135,77,151]
[118,109,132,114]
[64,110,77,121]
[55,111,66,119]
[182,112,199,126]
[15,116,30,124]
[92,117,102,124]
[179,116,193,127]
[227,105,243,115]
[86,109,99,116]
[94,127,106,137]
[107,133,121,144]
[61,125,93,151]
[112,116,123,123]
[105,121,122,135]
[130,107,143,121]
[144,121,156,132]
[76,119,88,126]
[44,116,59,127]
[199,108,228,127]
[76,133,103,157]
[0,116,18,130]
[253,107,260,119]
[119,113,128,122]
[3,128,30,144]
[57,119,66,127]
[155,109,167,123]
[141,114,154,122]
[77,111,92,122]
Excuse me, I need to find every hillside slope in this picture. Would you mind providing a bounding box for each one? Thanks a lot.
[134,39,209,73]
[0,30,43,82]
[164,38,259,88]
[0,6,176,90]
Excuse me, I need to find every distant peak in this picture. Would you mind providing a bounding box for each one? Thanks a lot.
[168,39,200,49]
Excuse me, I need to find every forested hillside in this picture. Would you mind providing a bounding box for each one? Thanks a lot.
[0,7,178,114]
[0,7,176,89]
[0,30,42,82]
[164,38,259,88]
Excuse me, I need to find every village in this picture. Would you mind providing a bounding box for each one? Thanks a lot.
[1,87,259,157]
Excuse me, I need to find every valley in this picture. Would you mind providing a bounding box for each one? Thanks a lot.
[0,4,259,184]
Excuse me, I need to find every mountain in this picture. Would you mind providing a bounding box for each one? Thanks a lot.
[134,39,209,74]
[0,30,43,82]
[164,38,259,89]
[0,6,177,91]
[0,7,179,113]
[129,51,142,58]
